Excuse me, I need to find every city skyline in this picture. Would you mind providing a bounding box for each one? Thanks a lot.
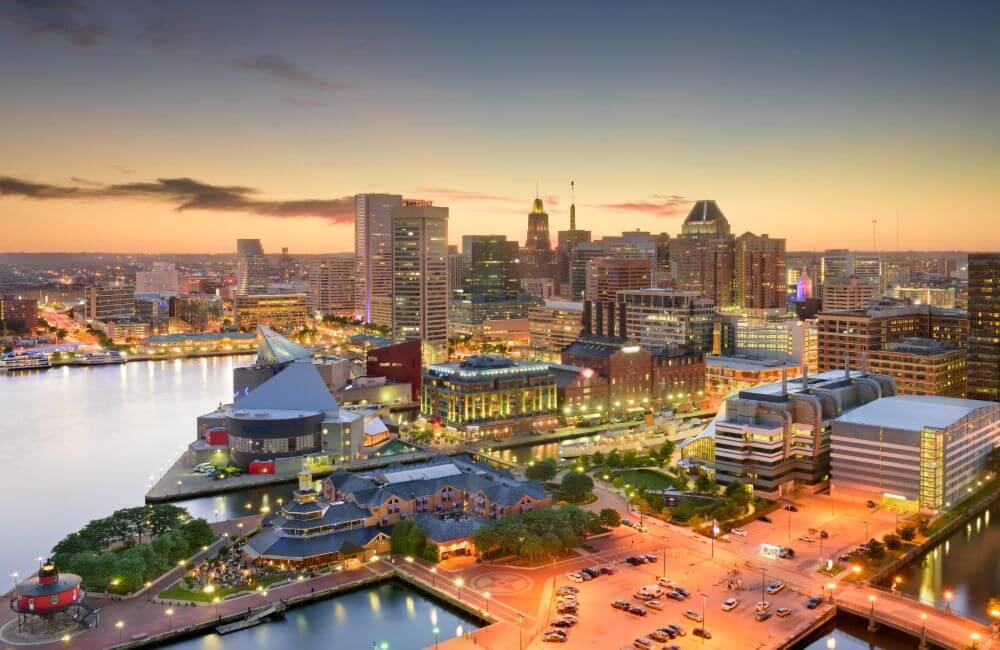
[1,1,998,253]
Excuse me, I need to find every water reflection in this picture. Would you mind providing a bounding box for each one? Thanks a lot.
[797,613,944,649]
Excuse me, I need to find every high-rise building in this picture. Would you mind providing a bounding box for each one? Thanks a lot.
[235,239,269,295]
[820,250,883,291]
[135,262,180,296]
[867,338,966,397]
[570,243,604,300]
[555,182,592,286]
[735,232,786,309]
[279,247,295,283]
[525,193,551,252]
[354,193,403,324]
[883,259,911,289]
[584,257,651,305]
[967,253,1000,401]
[464,236,521,300]
[84,282,135,322]
[674,200,736,306]
[618,288,715,351]
[0,294,38,332]
[447,245,461,296]
[391,204,449,364]
[308,255,355,316]
[233,293,308,332]
[528,300,583,360]
[821,277,880,310]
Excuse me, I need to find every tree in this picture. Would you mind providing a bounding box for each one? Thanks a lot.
[865,538,886,560]
[694,474,719,495]
[525,458,558,482]
[611,476,625,489]
[561,472,594,502]
[591,450,606,467]
[599,508,621,528]
[659,506,674,521]
[390,520,430,558]
[896,522,917,542]
[882,533,901,550]
[606,450,623,468]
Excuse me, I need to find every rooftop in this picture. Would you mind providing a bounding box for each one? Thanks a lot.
[707,355,801,372]
[833,395,998,432]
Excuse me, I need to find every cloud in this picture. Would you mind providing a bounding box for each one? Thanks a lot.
[0,0,108,47]
[417,187,560,207]
[596,195,691,217]
[0,175,354,223]
[231,53,353,92]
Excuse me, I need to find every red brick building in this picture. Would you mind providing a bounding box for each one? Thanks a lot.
[366,338,422,401]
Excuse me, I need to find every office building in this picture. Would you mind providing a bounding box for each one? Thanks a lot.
[521,278,556,300]
[354,193,403,324]
[831,396,1000,510]
[570,242,604,300]
[168,294,223,331]
[735,233,787,309]
[135,262,180,296]
[820,250,883,291]
[712,368,895,497]
[673,200,736,306]
[448,294,540,337]
[618,288,715,351]
[705,355,803,401]
[889,286,958,309]
[821,277,880,310]
[816,304,968,372]
[651,347,707,408]
[421,355,558,439]
[867,338,966,397]
[233,293,308,332]
[528,300,583,360]
[278,247,295,282]
[584,257,651,305]
[84,282,135,322]
[883,259,911,289]
[522,194,555,280]
[391,203,449,364]
[722,311,818,370]
[308,255,355,316]
[0,294,38,332]
[134,293,171,332]
[464,236,521,300]
[366,338,422,402]
[967,254,999,402]
[447,245,461,295]
[236,239,269,295]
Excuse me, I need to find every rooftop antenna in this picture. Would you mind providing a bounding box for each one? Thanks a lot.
[535,178,539,199]
[570,180,576,230]
[871,216,877,252]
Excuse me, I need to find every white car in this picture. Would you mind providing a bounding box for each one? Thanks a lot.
[634,524,648,532]
[567,573,585,583]
[683,609,703,622]
[656,577,676,588]
[644,599,664,610]
[755,601,771,612]
[731,528,748,537]
[766,581,785,595]
[194,463,214,474]
[721,598,739,611]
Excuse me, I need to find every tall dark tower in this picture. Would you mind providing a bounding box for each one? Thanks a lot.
[525,189,551,251]
[569,180,576,231]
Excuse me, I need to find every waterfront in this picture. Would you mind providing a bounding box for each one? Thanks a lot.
[164,581,481,650]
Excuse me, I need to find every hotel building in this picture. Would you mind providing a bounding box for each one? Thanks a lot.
[867,338,966,397]
[712,368,896,497]
[354,194,403,324]
[421,355,558,440]
[618,288,715,352]
[831,396,1000,510]
[528,300,583,361]
[821,276,880,311]
[233,293,308,332]
[308,255,355,316]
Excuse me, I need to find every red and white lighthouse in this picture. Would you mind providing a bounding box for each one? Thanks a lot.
[10,560,83,616]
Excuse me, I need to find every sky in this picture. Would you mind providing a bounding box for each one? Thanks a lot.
[0,1,998,254]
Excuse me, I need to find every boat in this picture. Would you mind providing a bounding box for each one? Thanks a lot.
[559,427,668,458]
[0,353,52,372]
[75,350,125,366]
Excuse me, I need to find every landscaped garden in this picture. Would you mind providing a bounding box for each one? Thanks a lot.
[473,505,606,562]
[157,541,291,603]
[50,504,216,594]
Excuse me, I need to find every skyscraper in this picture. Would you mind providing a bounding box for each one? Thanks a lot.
[673,200,736,306]
[463,236,521,299]
[354,193,403,324]
[279,247,295,282]
[570,242,604,300]
[556,182,592,285]
[820,250,883,291]
[967,253,999,401]
[735,232,787,309]
[308,255,355,316]
[235,239,269,295]
[584,257,652,305]
[523,193,555,280]
[391,204,449,364]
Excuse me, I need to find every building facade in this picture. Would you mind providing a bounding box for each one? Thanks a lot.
[528,300,583,360]
[236,239,269,295]
[308,255,355,316]
[618,288,715,351]
[673,200,736,307]
[867,338,967,397]
[233,293,308,331]
[967,253,999,402]
[735,232,786,309]
[135,262,180,296]
[391,204,449,364]
[821,276,880,311]
[584,257,651,305]
[84,282,135,322]
[354,193,403,324]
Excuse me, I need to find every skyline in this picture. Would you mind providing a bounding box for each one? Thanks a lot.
[2,1,998,253]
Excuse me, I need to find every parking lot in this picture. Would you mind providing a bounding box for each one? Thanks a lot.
[526,536,835,649]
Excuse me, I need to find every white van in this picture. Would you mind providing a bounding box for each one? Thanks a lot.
[638,584,663,598]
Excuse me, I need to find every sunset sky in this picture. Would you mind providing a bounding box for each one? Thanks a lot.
[1,1,998,253]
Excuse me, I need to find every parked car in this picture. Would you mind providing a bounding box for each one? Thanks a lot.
[581,567,600,578]
[628,606,648,617]
[755,601,771,612]
[612,600,631,610]
[543,630,567,643]
[644,599,663,610]
[731,527,748,536]
[649,629,672,642]
[666,590,686,601]
[634,524,648,532]
[550,618,574,628]
[665,624,685,636]
[634,591,654,601]
[622,519,635,527]
[797,536,815,544]
[778,548,795,559]
[866,500,877,508]
[653,627,677,640]
[754,610,773,622]
[721,598,739,611]
[683,609,703,622]
[657,577,676,588]
[806,597,822,609]
[624,556,644,566]
[776,607,791,618]
[600,566,617,575]
[784,504,798,512]
[567,573,584,583]
[693,627,712,639]
[557,586,579,595]
[633,637,654,650]
[767,581,785,594]
[642,554,657,563]
[759,515,773,523]
[674,587,690,598]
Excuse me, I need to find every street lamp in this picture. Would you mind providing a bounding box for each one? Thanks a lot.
[826,582,836,604]
[484,591,490,614]
[891,576,902,595]
[10,571,18,590]
[944,589,953,613]
[918,613,929,650]
[165,607,174,631]
[851,565,862,588]
[115,621,124,643]
[145,581,153,602]
[867,595,877,633]
[826,638,836,649]
[970,632,980,649]
[430,567,437,588]
[698,590,708,643]
[454,577,464,601]
[433,626,440,649]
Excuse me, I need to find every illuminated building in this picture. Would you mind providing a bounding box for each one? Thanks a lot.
[705,354,802,401]
[84,281,135,322]
[421,355,558,439]
[234,293,308,332]
[463,235,520,300]
[831,395,1000,509]
[236,239,269,295]
[0,294,38,331]
[821,276,880,310]
[889,286,958,308]
[618,288,714,351]
[308,255,355,316]
[735,232,786,309]
[135,262,180,296]
[584,257,651,305]
[354,193,403,324]
[569,242,604,300]
[673,200,736,306]
[968,253,1000,401]
[391,203,449,364]
[713,367,895,497]
[867,338,966,397]
[528,300,583,361]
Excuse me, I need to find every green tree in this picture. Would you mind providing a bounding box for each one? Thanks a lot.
[694,474,719,495]
[591,450,606,467]
[882,533,901,550]
[525,458,558,482]
[896,522,917,542]
[865,538,886,560]
[599,508,621,527]
[561,472,595,502]
[606,450,623,468]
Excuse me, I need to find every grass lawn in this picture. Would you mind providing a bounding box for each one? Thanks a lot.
[611,469,677,491]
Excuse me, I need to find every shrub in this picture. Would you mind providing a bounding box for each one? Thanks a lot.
[896,522,917,542]
[599,508,621,527]
[882,533,901,550]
